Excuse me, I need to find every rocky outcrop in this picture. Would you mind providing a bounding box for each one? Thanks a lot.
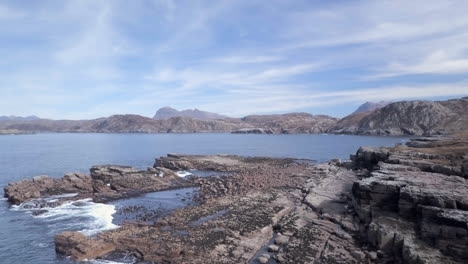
[155,154,303,172]
[66,160,373,264]
[331,97,468,136]
[350,134,468,263]
[55,232,116,261]
[3,165,191,205]
[4,173,93,204]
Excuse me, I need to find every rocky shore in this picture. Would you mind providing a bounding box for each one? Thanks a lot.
[4,133,468,263]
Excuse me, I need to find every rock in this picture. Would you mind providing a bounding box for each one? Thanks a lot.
[462,157,468,178]
[352,146,390,169]
[258,254,270,264]
[351,135,468,263]
[268,244,279,252]
[55,232,115,261]
[350,250,366,261]
[275,234,289,245]
[4,164,191,205]
[366,251,378,260]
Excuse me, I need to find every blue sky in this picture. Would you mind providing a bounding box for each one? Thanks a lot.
[1,0,468,119]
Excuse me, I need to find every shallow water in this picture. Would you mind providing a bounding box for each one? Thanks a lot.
[0,133,408,263]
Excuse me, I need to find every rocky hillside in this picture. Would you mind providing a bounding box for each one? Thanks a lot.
[241,113,338,134]
[0,113,337,134]
[0,115,248,133]
[1,97,467,135]
[153,107,228,121]
[331,97,468,136]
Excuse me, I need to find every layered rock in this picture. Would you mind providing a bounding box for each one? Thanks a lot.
[350,134,468,263]
[60,160,373,263]
[4,173,93,204]
[55,232,116,261]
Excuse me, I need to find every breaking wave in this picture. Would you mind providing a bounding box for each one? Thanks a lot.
[12,196,118,235]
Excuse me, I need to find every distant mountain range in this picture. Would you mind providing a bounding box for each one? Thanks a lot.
[0,115,40,121]
[153,107,228,121]
[1,97,467,136]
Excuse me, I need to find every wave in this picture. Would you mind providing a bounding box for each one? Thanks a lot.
[12,197,118,235]
[176,170,193,177]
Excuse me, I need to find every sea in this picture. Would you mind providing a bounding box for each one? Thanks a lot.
[0,133,408,263]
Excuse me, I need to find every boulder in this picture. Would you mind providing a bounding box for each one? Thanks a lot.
[352,146,390,170]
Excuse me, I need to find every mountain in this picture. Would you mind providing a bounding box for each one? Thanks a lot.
[2,97,467,136]
[0,112,337,134]
[153,107,228,121]
[352,101,391,114]
[330,97,468,136]
[241,113,338,134]
[0,115,40,121]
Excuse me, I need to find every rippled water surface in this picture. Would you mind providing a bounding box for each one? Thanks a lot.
[0,133,407,263]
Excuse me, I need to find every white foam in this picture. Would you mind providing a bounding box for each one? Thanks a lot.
[90,260,127,264]
[30,241,49,248]
[0,198,7,201]
[176,170,192,177]
[49,193,78,199]
[12,198,119,235]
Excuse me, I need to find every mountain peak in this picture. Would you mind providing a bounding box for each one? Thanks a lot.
[352,101,391,114]
[153,107,228,121]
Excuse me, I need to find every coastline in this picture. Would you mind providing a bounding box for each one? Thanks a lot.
[3,133,467,263]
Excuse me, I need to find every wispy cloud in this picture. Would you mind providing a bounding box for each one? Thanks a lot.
[0,0,468,119]
[368,50,468,79]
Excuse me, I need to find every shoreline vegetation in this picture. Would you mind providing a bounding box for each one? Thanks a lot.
[4,133,468,263]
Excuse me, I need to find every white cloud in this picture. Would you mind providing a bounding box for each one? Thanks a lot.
[369,50,468,79]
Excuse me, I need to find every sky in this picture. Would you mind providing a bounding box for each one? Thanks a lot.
[1,0,468,119]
